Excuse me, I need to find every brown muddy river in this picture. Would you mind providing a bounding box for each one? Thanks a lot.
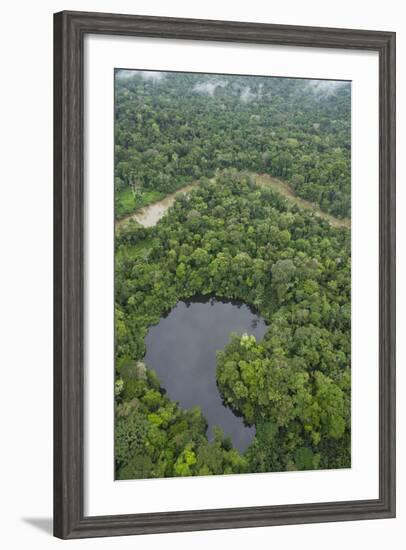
[120,184,195,228]
[117,174,350,229]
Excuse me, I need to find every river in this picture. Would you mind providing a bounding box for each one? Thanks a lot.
[117,174,350,229]
[118,184,195,228]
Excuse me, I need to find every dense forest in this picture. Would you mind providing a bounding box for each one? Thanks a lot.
[115,71,351,219]
[114,71,351,479]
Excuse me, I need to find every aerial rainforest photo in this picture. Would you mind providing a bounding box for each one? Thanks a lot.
[114,69,351,480]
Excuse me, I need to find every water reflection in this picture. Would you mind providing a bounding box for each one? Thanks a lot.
[144,297,267,452]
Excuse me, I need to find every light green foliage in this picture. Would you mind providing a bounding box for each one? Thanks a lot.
[174,445,197,476]
[115,186,165,220]
[115,72,351,219]
[114,69,351,479]
[114,172,351,478]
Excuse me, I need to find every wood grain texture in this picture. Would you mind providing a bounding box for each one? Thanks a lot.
[53,10,396,539]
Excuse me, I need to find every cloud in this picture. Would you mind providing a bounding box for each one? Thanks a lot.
[138,71,164,82]
[240,86,256,102]
[192,80,227,97]
[306,80,350,96]
[116,69,164,82]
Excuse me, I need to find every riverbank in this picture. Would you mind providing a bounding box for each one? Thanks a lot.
[255,174,351,229]
[116,173,351,230]
[115,183,196,229]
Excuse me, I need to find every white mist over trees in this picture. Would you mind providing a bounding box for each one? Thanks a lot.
[115,70,351,219]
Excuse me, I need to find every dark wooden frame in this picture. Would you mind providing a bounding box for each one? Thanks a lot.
[54,10,396,539]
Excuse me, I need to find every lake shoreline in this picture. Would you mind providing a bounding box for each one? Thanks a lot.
[144,297,267,452]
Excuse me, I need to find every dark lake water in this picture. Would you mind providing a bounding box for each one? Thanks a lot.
[144,297,267,452]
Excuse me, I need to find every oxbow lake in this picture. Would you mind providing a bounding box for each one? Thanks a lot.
[144,297,267,452]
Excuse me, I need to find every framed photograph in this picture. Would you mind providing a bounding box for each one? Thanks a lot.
[54,10,396,539]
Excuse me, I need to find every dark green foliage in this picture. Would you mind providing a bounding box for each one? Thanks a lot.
[115,171,351,478]
[115,72,351,218]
